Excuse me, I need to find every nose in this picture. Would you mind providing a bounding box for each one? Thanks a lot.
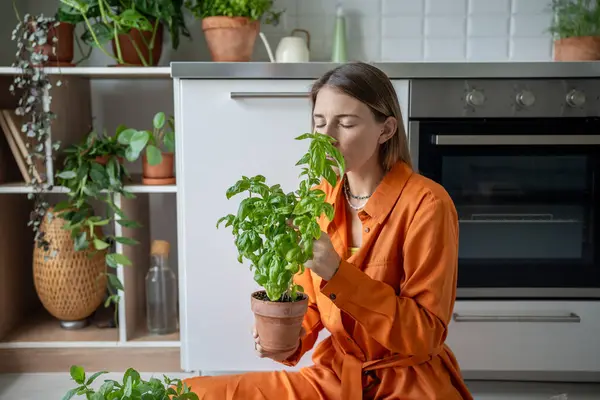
[318,124,337,141]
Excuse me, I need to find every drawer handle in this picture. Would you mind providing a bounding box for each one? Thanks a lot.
[230,92,310,99]
[452,312,581,323]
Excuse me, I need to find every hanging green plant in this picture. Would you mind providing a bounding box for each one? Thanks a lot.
[10,6,63,253]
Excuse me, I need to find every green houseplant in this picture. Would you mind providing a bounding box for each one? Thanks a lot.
[185,0,283,61]
[117,111,176,185]
[54,128,143,309]
[62,365,199,400]
[549,0,600,60]
[58,0,190,66]
[217,132,345,353]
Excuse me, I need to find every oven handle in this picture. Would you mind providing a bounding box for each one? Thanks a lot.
[230,92,310,99]
[452,312,581,323]
[434,135,600,146]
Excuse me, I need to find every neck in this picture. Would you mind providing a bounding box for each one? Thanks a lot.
[345,157,385,197]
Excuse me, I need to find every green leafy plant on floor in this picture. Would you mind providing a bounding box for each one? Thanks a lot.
[63,365,199,400]
[185,0,284,25]
[118,111,175,166]
[54,128,143,308]
[217,133,345,302]
[58,0,190,66]
[549,0,600,38]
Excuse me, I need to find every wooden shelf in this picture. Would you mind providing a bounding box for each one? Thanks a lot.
[0,310,119,348]
[130,322,180,343]
[0,66,171,79]
[0,180,177,194]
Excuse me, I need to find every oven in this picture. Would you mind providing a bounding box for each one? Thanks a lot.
[407,79,600,299]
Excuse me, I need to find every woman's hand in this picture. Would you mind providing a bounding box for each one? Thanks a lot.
[252,325,306,362]
[304,232,341,281]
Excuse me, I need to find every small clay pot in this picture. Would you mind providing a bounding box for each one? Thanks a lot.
[33,22,75,67]
[554,36,600,61]
[142,152,175,185]
[250,290,308,353]
[111,23,164,66]
[94,155,124,165]
[202,16,260,62]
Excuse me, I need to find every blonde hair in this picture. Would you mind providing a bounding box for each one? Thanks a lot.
[310,62,412,171]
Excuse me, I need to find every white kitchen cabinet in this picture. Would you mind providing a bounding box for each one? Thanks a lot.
[176,78,410,373]
[176,79,315,372]
[447,301,600,375]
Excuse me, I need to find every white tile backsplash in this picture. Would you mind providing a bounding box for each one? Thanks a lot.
[277,0,555,62]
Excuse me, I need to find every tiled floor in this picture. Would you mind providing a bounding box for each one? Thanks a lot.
[1,373,600,399]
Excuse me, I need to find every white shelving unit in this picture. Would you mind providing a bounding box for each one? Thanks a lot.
[0,67,183,373]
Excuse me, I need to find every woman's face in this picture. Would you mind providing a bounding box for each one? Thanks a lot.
[312,85,395,173]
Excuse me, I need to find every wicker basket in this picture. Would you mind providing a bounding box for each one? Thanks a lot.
[33,209,108,325]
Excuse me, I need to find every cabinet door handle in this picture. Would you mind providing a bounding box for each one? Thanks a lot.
[452,312,581,323]
[230,92,310,99]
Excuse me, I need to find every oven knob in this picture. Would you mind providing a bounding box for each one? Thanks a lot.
[465,90,485,107]
[566,89,586,107]
[516,90,535,107]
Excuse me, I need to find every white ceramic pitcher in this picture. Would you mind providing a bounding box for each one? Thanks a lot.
[259,29,311,62]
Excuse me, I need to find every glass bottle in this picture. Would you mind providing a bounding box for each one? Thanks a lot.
[145,240,178,335]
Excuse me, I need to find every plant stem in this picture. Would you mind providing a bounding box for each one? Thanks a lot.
[129,36,148,66]
[113,23,124,64]
[82,14,119,62]
[11,0,20,22]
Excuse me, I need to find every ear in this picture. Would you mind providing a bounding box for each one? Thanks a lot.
[378,116,397,144]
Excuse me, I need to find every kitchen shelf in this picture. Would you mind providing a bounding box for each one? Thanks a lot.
[0,66,171,79]
[0,180,177,194]
[0,310,119,348]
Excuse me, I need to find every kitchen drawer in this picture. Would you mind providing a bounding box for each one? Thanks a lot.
[446,301,600,372]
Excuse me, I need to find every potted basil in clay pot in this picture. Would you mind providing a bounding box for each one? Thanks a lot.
[217,132,345,353]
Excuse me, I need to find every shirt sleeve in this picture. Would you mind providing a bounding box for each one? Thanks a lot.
[320,197,459,356]
[280,268,324,366]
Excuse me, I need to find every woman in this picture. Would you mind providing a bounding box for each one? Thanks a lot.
[183,62,473,400]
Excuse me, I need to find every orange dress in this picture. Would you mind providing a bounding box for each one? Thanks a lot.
[183,161,473,400]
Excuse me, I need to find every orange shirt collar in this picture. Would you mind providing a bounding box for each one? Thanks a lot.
[327,161,414,224]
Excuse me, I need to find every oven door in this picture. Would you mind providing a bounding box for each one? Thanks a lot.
[409,118,600,299]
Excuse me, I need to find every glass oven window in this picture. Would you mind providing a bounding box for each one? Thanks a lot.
[441,155,588,261]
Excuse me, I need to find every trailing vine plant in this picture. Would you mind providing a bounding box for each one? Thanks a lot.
[11,5,62,254]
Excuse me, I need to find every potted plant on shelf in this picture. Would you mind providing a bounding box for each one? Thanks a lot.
[550,0,600,61]
[50,128,143,312]
[117,111,176,185]
[63,365,199,400]
[185,0,283,61]
[58,0,190,66]
[217,132,345,353]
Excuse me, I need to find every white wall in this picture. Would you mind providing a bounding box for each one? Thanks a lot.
[264,0,555,62]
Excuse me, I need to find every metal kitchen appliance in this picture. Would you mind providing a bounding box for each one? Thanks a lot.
[407,79,600,299]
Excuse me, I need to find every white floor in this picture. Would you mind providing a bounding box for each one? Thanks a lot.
[1,373,600,399]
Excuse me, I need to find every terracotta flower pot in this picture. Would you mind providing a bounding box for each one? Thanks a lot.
[95,155,124,165]
[202,16,260,62]
[142,152,175,185]
[32,21,75,67]
[554,36,600,61]
[111,23,164,66]
[250,290,308,353]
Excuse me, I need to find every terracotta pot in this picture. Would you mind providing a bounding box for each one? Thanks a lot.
[142,152,175,185]
[95,155,124,165]
[554,36,600,61]
[250,290,308,353]
[111,23,164,66]
[32,22,75,67]
[202,16,260,61]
